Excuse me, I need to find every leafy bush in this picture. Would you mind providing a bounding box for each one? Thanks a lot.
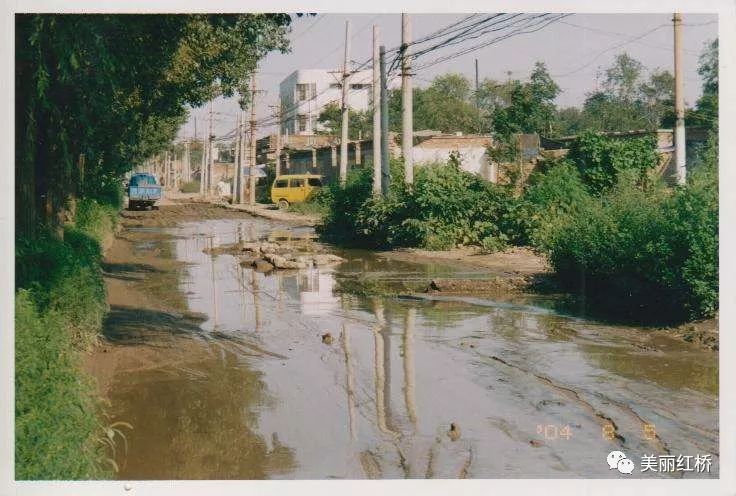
[568,131,658,194]
[541,158,717,322]
[321,160,517,251]
[517,160,595,247]
[75,198,118,246]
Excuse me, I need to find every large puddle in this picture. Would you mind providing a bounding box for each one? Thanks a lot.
[107,217,718,479]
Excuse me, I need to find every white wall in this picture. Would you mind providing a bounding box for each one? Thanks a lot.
[279,69,373,136]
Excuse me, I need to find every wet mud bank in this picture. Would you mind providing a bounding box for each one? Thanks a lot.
[85,203,719,479]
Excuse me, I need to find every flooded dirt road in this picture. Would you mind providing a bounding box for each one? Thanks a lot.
[94,206,718,479]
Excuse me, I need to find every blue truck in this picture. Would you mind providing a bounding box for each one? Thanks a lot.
[127,173,162,210]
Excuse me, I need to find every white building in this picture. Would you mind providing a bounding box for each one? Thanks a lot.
[279,69,373,136]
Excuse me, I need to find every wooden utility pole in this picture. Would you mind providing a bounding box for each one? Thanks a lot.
[339,20,351,187]
[673,13,687,185]
[379,45,390,196]
[401,13,413,184]
[249,74,258,205]
[372,25,382,196]
[269,104,282,177]
[234,113,242,204]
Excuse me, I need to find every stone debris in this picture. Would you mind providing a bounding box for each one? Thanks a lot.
[252,259,275,273]
[321,333,334,345]
[210,239,347,273]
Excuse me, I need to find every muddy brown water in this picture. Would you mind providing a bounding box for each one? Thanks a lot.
[103,216,718,479]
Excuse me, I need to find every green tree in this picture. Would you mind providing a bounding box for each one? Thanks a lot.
[388,73,479,134]
[492,62,561,139]
[316,101,372,139]
[15,14,292,239]
[689,39,718,129]
[578,52,674,132]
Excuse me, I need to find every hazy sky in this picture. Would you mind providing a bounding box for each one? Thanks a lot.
[180,13,717,140]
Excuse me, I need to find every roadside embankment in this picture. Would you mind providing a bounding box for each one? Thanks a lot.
[15,198,120,479]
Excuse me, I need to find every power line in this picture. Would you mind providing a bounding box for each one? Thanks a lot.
[558,20,700,56]
[290,15,325,42]
[412,14,571,74]
[551,23,669,78]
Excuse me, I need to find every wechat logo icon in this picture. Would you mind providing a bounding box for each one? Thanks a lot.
[607,450,635,474]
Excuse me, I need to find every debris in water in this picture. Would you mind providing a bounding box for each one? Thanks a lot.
[448,422,461,441]
[322,333,334,345]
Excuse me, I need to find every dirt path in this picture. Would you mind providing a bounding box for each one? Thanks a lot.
[83,203,254,395]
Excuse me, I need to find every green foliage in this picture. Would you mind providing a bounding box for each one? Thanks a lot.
[388,73,481,134]
[16,14,292,238]
[15,196,120,479]
[516,160,593,247]
[493,62,560,139]
[322,160,516,251]
[557,52,676,134]
[538,139,717,322]
[15,291,108,480]
[568,131,658,194]
[74,198,118,245]
[689,39,718,129]
[317,102,373,139]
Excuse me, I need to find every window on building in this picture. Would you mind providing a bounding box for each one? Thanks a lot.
[350,83,370,90]
[297,114,308,133]
[296,83,316,101]
[329,83,341,89]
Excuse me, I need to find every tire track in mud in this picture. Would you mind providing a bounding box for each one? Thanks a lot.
[489,355,630,447]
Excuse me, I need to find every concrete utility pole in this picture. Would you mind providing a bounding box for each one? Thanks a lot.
[249,74,258,205]
[673,12,687,185]
[339,20,351,187]
[240,110,247,203]
[234,113,242,204]
[475,58,481,134]
[184,140,190,182]
[199,134,206,196]
[401,13,413,184]
[164,150,170,191]
[207,100,214,195]
[269,105,282,177]
[372,25,382,196]
[380,45,390,196]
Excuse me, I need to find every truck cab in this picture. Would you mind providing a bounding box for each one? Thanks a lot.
[128,173,162,210]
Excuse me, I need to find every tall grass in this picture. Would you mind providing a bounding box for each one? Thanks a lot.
[15,197,119,479]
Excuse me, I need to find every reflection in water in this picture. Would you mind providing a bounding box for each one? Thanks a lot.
[300,269,340,316]
[252,268,261,331]
[342,323,357,441]
[404,308,417,428]
[111,341,297,479]
[108,217,718,479]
